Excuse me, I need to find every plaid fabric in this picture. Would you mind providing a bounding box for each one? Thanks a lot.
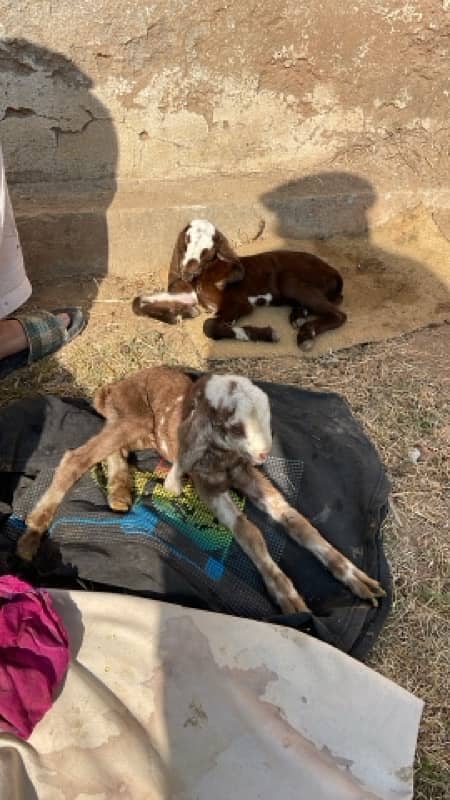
[1,308,85,379]
[15,311,68,364]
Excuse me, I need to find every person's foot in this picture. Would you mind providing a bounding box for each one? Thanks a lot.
[0,308,86,379]
[0,312,70,360]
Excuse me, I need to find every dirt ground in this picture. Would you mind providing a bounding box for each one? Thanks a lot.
[1,275,448,799]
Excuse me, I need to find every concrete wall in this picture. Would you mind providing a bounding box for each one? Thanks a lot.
[0,0,449,275]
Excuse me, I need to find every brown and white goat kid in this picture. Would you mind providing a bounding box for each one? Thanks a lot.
[16,367,385,613]
[133,219,346,348]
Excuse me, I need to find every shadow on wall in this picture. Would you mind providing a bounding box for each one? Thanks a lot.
[259,171,450,339]
[0,37,118,295]
[261,172,377,241]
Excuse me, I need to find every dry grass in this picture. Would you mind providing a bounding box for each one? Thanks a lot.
[217,327,450,800]
[1,285,448,798]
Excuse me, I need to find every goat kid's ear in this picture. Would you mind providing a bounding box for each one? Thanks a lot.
[213,231,245,283]
[168,225,190,290]
[214,230,239,262]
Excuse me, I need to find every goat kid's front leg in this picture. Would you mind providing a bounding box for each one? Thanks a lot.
[106,449,132,511]
[164,460,184,496]
[195,482,310,614]
[16,421,145,562]
[232,466,386,606]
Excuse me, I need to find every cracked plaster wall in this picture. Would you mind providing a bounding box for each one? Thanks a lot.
[0,0,448,191]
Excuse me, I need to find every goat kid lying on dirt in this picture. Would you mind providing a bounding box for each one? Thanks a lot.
[133,219,346,349]
[16,367,385,613]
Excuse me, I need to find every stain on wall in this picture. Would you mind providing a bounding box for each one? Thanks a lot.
[0,1,448,188]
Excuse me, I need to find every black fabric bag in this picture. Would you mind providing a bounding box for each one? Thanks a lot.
[0,379,392,660]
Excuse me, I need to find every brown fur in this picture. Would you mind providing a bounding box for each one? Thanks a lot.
[196,250,345,346]
[133,222,346,348]
[16,367,385,613]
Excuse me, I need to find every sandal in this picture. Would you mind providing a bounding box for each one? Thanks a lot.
[0,307,86,379]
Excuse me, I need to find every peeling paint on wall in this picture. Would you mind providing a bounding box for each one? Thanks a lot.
[0,0,448,189]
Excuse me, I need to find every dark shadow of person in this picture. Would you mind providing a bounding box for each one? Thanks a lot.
[259,171,450,344]
[0,37,117,288]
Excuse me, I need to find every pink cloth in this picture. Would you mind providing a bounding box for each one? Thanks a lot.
[0,575,69,739]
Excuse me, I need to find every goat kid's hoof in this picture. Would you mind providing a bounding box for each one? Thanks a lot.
[108,494,132,512]
[279,591,311,615]
[16,529,42,562]
[297,324,316,350]
[299,338,315,351]
[350,570,387,607]
[186,305,201,319]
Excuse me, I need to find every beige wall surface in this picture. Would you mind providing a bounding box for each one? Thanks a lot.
[1,1,449,273]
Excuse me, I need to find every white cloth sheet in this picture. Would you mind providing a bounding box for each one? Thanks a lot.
[0,590,423,800]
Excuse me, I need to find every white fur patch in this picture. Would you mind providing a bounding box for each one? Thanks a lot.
[212,494,239,530]
[159,438,169,457]
[182,219,216,267]
[232,326,249,341]
[138,291,197,305]
[244,409,272,463]
[249,293,272,306]
[164,462,183,495]
[205,374,272,462]
[344,564,356,582]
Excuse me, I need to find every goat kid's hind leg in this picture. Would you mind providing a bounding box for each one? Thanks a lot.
[204,317,278,343]
[282,283,346,349]
[195,482,309,614]
[232,466,386,606]
[203,299,279,343]
[106,450,132,511]
[16,421,142,562]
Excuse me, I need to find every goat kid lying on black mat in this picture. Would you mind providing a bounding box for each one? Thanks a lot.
[16,366,385,614]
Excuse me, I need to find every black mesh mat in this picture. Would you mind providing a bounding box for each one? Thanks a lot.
[0,379,392,660]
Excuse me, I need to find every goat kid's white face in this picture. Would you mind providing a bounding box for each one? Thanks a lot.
[242,405,273,465]
[205,376,273,465]
[181,219,216,278]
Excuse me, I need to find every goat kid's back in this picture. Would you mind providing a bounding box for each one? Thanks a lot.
[94,366,193,463]
[196,249,343,308]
